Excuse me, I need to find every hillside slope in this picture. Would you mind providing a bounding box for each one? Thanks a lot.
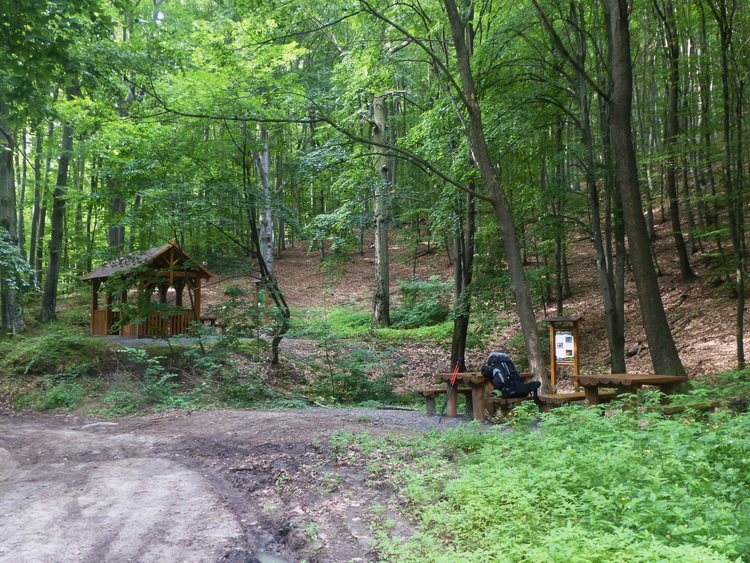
[257,222,743,383]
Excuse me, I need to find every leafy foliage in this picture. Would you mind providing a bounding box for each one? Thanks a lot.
[308,344,397,404]
[0,325,108,377]
[0,229,36,294]
[391,276,452,329]
[362,404,750,561]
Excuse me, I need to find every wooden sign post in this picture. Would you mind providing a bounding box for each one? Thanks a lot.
[544,315,583,389]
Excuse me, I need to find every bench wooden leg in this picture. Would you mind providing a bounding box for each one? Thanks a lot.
[471,387,484,421]
[499,401,511,417]
[465,392,474,420]
[447,389,458,417]
[486,397,497,417]
[583,386,600,405]
[425,397,436,415]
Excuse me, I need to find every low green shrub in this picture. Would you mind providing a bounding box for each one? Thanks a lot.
[374,320,454,343]
[391,276,451,329]
[217,371,275,406]
[0,326,108,377]
[354,402,750,562]
[309,346,396,404]
[13,380,87,411]
[704,368,750,403]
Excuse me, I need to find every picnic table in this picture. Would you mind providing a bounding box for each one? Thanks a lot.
[576,373,688,405]
[434,371,491,421]
[433,371,538,421]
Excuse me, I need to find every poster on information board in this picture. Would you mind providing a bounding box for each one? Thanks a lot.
[554,330,575,363]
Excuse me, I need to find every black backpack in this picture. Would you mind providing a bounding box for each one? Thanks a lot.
[482,352,541,399]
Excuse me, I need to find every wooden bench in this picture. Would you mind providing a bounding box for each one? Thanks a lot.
[537,391,619,413]
[418,388,474,416]
[651,400,721,415]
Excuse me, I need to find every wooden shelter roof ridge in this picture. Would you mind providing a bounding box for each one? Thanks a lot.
[81,243,211,282]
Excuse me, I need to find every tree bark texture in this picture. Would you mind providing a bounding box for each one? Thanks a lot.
[0,110,26,333]
[571,2,626,372]
[601,0,686,376]
[108,194,126,248]
[41,93,76,322]
[256,128,274,276]
[450,190,475,371]
[372,95,390,328]
[656,0,696,282]
[710,0,745,368]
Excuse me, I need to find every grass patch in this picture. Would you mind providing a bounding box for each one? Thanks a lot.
[289,305,453,343]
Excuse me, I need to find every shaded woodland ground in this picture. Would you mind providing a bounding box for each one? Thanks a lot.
[203,219,744,392]
[2,222,747,563]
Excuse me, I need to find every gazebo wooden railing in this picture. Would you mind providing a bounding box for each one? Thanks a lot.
[118,311,198,338]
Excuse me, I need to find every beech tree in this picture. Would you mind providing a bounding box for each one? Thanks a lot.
[0,108,26,333]
[600,0,686,377]
[8,0,750,375]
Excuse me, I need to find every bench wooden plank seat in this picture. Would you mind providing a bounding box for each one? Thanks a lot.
[537,391,619,412]
[652,400,721,415]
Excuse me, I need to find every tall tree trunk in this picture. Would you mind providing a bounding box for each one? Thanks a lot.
[709,0,744,368]
[0,107,26,333]
[443,0,548,390]
[372,94,390,327]
[601,0,686,377]
[734,80,746,369]
[29,127,44,276]
[568,2,626,372]
[41,87,77,322]
[655,0,696,281]
[450,188,475,370]
[17,126,27,260]
[256,128,274,275]
[108,192,126,248]
[275,154,285,258]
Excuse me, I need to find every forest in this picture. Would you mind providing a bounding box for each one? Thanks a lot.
[2,0,749,382]
[3,1,750,561]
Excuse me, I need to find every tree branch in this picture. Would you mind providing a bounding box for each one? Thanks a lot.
[530,0,610,102]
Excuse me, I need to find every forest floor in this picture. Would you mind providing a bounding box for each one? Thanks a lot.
[2,220,745,562]
[234,218,743,390]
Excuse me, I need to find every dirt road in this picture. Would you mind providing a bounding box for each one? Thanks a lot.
[0,407,465,562]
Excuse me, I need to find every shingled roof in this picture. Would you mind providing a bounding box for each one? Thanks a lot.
[81,243,211,282]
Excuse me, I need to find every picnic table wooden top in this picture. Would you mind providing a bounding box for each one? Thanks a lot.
[434,371,485,384]
[433,371,534,384]
[576,373,688,387]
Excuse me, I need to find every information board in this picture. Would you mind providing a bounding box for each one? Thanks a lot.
[554,330,575,363]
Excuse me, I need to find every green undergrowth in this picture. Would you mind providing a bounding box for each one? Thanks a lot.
[0,325,285,415]
[290,306,454,343]
[0,311,413,415]
[333,400,750,562]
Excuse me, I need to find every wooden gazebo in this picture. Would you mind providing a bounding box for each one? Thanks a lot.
[81,242,212,337]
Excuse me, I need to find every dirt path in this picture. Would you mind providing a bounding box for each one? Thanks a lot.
[0,407,467,562]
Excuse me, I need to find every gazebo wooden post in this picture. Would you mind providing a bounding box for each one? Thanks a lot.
[90,280,99,335]
[193,276,202,323]
[158,282,169,303]
[174,279,185,307]
[105,292,114,334]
